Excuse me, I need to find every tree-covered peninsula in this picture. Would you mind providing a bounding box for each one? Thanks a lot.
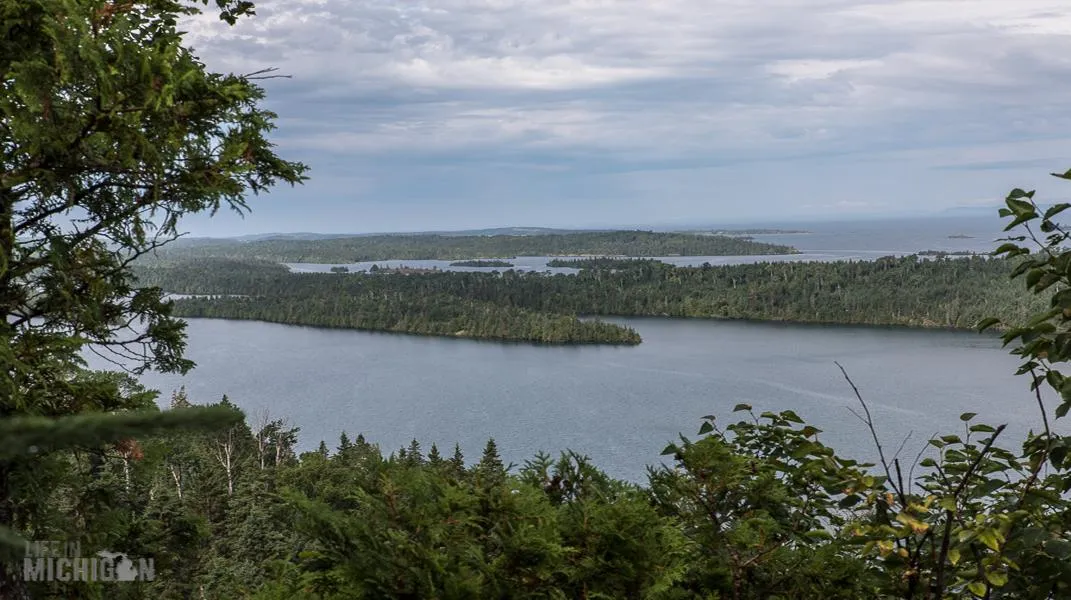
[134,254,1042,344]
[157,230,799,263]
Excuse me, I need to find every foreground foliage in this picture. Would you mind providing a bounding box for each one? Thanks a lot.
[0,0,305,595]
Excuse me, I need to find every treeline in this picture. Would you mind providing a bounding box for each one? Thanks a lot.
[448,259,515,267]
[137,255,1044,336]
[152,230,799,263]
[174,295,642,345]
[33,385,1070,599]
[546,257,670,269]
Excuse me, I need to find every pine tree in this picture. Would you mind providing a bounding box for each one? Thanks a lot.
[338,431,352,454]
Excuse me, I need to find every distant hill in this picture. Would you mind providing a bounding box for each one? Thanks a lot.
[203,227,601,243]
[155,230,800,263]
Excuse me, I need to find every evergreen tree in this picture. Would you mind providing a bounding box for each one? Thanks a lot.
[0,0,304,594]
[337,432,352,455]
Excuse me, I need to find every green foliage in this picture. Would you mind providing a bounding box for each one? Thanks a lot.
[0,0,304,593]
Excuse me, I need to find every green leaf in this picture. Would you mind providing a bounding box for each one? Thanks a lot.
[1056,402,1070,419]
[698,421,714,435]
[781,410,804,424]
[733,403,752,412]
[992,242,1022,255]
[1044,539,1071,558]
[969,424,996,433]
[976,317,1002,331]
[1044,202,1071,219]
[967,581,987,597]
[960,412,977,422]
[978,530,1001,551]
[985,570,1008,587]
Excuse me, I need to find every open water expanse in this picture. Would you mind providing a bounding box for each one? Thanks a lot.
[89,214,1061,482]
[93,317,1061,482]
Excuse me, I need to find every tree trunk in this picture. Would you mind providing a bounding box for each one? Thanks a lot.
[169,464,184,500]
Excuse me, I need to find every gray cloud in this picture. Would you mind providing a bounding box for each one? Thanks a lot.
[176,0,1071,232]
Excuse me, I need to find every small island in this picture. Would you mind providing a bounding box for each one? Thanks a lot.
[547,257,670,269]
[368,264,440,275]
[449,259,515,268]
[947,234,974,239]
[329,265,350,273]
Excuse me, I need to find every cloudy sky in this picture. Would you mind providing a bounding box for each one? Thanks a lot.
[180,0,1071,236]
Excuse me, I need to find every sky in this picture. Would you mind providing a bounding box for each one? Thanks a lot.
[179,0,1071,236]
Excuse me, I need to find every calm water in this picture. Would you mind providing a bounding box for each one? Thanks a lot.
[91,317,1061,482]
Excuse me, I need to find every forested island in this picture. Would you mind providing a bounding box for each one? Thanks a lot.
[154,230,799,263]
[134,254,1041,345]
[546,257,671,269]
[449,259,515,267]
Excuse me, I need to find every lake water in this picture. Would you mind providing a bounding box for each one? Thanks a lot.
[92,316,1061,482]
[89,214,1058,482]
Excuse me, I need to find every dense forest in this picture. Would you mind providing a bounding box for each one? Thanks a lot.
[134,255,1043,341]
[448,259,515,267]
[151,230,798,263]
[133,259,641,345]
[545,257,671,269]
[21,383,1069,600]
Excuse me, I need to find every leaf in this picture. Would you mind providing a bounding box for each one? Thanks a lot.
[781,410,804,424]
[1044,539,1071,558]
[991,242,1022,255]
[967,581,987,597]
[978,530,1001,551]
[660,444,678,456]
[976,317,1002,332]
[1057,402,1070,419]
[732,403,752,412]
[1044,202,1071,219]
[698,421,714,435]
[985,570,1009,587]
[969,424,996,433]
[960,412,977,422]
[948,547,961,566]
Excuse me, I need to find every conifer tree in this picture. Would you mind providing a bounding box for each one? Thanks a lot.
[0,0,305,594]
